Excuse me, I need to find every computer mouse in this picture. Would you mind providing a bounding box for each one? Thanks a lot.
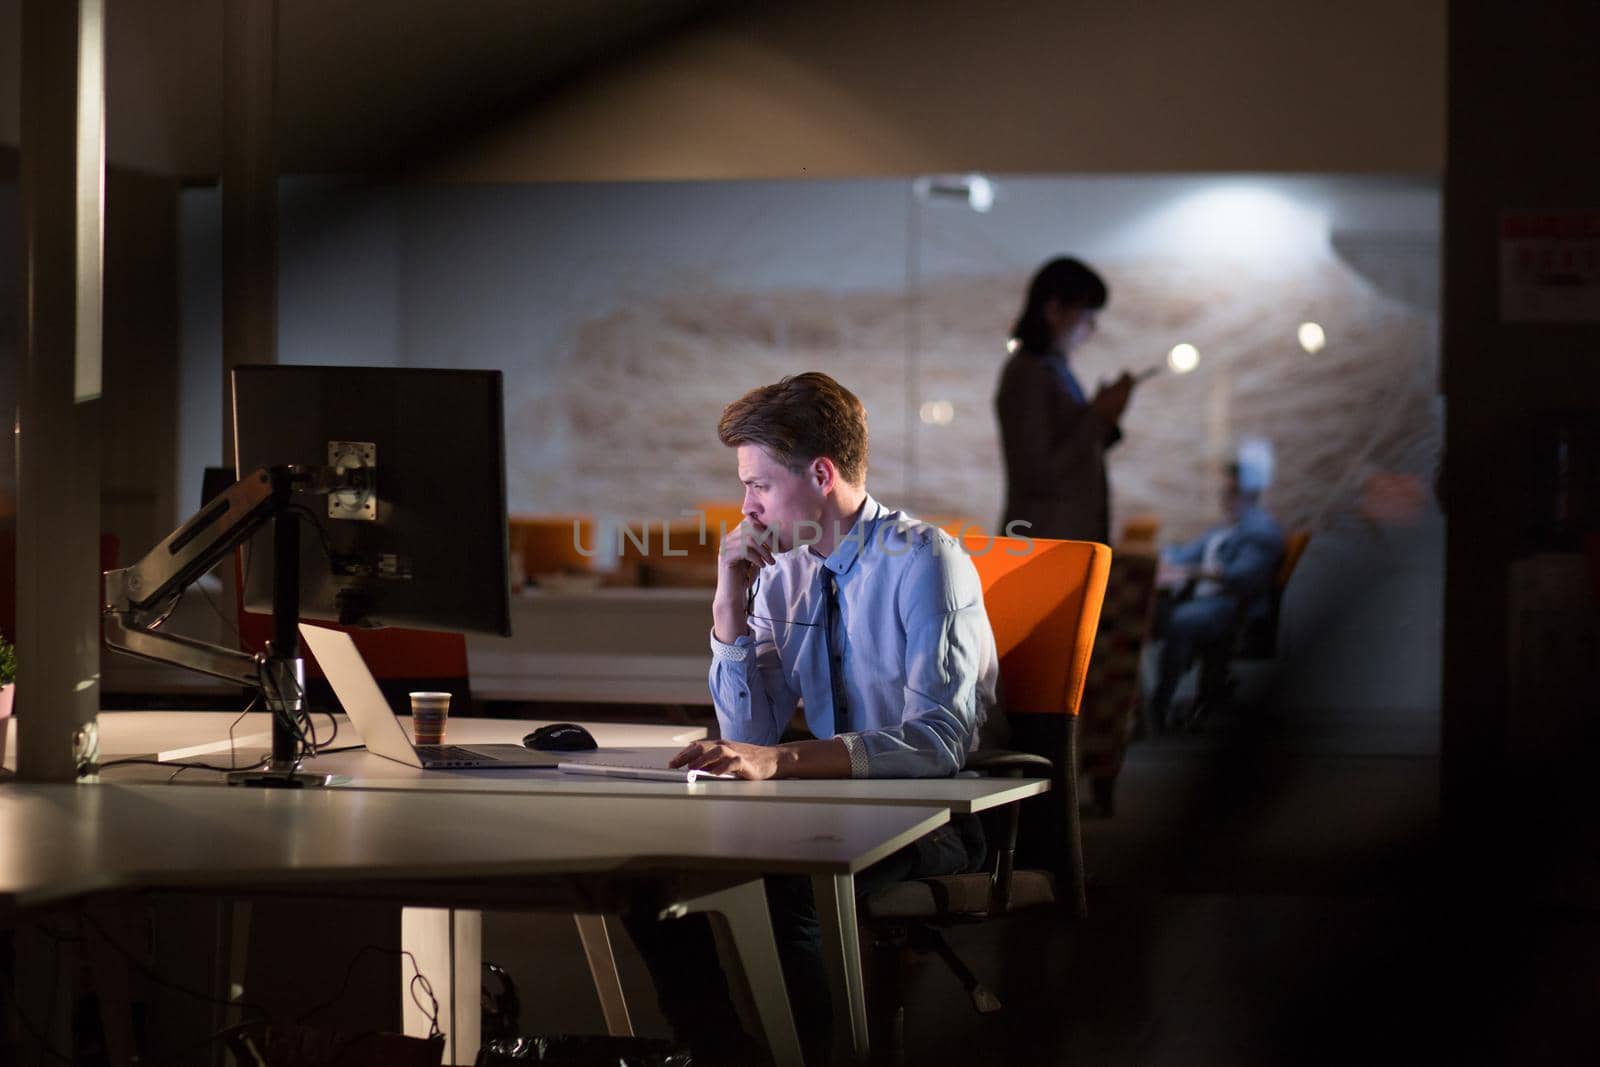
[524,722,598,752]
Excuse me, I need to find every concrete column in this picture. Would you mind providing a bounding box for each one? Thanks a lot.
[1442,0,1600,835]
[220,0,277,636]
[16,0,105,781]
[222,0,278,466]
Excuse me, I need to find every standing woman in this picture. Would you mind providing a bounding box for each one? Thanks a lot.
[995,256,1136,543]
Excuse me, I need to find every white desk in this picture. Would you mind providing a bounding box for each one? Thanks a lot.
[0,781,941,907]
[71,710,1048,1063]
[75,711,1045,816]
[75,709,706,766]
[314,749,1048,813]
[0,780,946,1066]
[298,745,1046,1062]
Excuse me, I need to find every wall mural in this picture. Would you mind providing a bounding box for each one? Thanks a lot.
[207,175,1440,555]
[532,245,1438,548]
[176,174,1443,714]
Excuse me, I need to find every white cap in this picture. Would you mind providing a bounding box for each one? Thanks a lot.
[1235,437,1275,492]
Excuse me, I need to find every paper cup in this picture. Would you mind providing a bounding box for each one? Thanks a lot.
[409,691,451,746]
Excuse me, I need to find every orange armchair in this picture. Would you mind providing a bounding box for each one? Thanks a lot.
[1277,529,1311,589]
[860,534,1110,1039]
[509,514,596,584]
[960,534,1111,912]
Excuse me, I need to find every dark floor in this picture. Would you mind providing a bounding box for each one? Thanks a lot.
[475,695,1600,1065]
[884,702,1600,1066]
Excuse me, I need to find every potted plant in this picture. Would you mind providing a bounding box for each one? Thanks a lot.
[0,633,14,719]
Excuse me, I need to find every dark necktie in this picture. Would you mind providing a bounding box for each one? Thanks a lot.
[823,569,850,736]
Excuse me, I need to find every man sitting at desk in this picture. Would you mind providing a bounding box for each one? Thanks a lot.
[633,371,999,1064]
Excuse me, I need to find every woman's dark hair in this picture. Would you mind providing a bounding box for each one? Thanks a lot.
[1009,257,1108,355]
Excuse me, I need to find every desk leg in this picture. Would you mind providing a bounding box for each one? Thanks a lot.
[573,914,634,1036]
[401,907,481,1066]
[813,873,869,1065]
[220,900,252,1040]
[672,881,803,1067]
[83,907,138,1067]
[15,920,74,1061]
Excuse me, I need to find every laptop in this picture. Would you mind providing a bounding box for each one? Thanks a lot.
[299,623,559,770]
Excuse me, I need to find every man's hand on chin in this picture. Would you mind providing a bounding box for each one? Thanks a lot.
[670,739,783,780]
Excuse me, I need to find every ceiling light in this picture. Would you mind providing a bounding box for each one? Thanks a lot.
[1168,343,1200,373]
[1298,322,1326,354]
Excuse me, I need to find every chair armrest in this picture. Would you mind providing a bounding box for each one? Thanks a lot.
[964,749,1054,777]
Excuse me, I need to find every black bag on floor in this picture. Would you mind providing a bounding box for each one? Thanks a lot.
[478,961,690,1066]
[475,1034,690,1066]
[225,1023,444,1067]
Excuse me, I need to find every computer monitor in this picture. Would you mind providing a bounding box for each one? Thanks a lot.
[201,466,235,508]
[232,364,512,638]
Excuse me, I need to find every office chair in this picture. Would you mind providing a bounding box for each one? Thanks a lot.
[925,515,987,537]
[623,516,722,588]
[509,513,596,587]
[1117,513,1161,551]
[859,534,1111,1055]
[1079,547,1160,816]
[1236,527,1309,659]
[608,501,753,587]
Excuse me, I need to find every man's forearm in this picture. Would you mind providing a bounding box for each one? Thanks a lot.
[712,593,749,645]
[774,738,852,779]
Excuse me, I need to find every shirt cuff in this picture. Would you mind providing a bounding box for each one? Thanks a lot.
[836,732,870,779]
[710,629,753,663]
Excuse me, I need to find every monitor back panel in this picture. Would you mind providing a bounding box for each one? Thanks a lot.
[233,364,511,636]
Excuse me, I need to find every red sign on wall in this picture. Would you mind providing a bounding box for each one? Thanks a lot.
[1500,211,1600,322]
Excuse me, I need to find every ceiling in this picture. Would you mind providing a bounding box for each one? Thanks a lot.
[0,0,734,176]
[2,0,1446,179]
[268,0,730,175]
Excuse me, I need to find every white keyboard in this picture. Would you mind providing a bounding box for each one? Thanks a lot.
[556,749,737,783]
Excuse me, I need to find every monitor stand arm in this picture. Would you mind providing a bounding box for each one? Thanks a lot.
[102,615,264,689]
[103,465,348,787]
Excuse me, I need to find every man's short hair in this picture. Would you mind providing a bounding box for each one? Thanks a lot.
[718,372,869,485]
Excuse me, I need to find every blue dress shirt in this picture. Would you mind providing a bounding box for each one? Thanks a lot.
[708,496,999,778]
[1160,504,1285,623]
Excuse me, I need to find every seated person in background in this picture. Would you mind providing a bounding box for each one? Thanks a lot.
[629,371,999,1065]
[1148,452,1284,732]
